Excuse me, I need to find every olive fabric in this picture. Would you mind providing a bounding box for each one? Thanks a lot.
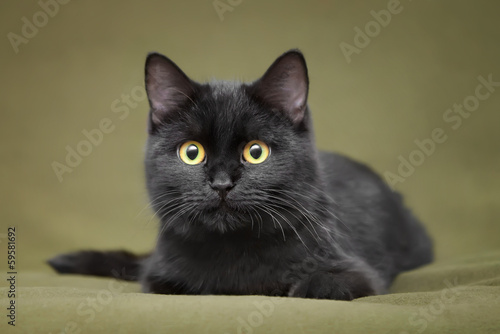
[1,251,499,333]
[1,0,499,333]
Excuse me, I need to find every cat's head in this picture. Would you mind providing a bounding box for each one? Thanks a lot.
[144,50,322,237]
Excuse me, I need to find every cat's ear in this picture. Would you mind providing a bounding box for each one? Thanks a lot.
[249,50,309,125]
[145,52,195,132]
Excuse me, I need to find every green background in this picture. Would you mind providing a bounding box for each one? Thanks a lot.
[1,0,499,273]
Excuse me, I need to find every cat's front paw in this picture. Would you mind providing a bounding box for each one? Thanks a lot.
[289,270,376,300]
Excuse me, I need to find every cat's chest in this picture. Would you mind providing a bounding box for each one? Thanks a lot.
[157,239,300,295]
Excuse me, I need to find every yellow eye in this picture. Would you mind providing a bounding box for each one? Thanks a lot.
[243,140,270,164]
[179,141,205,165]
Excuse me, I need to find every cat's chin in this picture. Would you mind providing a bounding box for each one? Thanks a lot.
[197,196,247,227]
[200,207,250,233]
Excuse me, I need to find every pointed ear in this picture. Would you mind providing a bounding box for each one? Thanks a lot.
[248,50,309,125]
[144,52,195,132]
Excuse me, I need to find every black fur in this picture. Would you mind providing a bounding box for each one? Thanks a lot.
[48,50,433,300]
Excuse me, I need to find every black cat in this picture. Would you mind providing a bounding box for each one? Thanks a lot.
[48,49,433,300]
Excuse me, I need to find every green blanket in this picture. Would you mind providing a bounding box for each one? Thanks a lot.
[2,0,500,333]
[2,250,499,333]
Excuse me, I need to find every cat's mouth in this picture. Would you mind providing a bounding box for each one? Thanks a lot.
[186,190,259,232]
[212,196,236,212]
[204,190,237,210]
[218,199,230,209]
[196,197,233,216]
[199,203,249,233]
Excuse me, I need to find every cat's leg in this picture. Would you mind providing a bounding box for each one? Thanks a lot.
[288,260,384,300]
[288,270,375,300]
[139,252,189,295]
[140,275,183,294]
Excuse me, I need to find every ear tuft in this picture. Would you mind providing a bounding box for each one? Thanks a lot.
[145,53,195,132]
[249,50,309,125]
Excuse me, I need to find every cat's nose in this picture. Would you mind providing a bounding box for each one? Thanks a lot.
[209,172,234,197]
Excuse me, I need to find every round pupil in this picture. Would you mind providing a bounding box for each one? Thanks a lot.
[249,144,262,160]
[186,145,199,160]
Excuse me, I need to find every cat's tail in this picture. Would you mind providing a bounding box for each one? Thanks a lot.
[47,250,146,281]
